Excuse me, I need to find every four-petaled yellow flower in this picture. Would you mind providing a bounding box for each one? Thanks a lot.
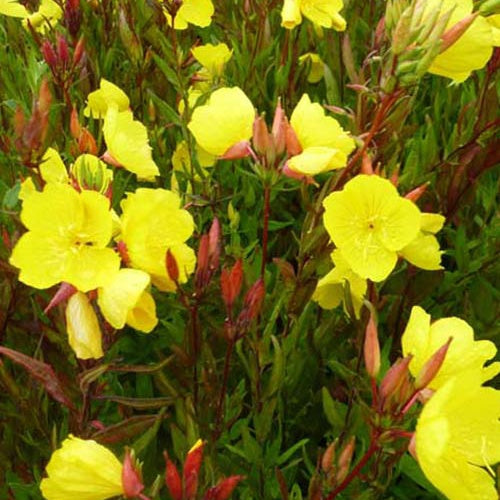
[313,249,367,318]
[188,87,255,157]
[402,306,500,390]
[288,94,355,175]
[119,188,196,292]
[10,183,120,292]
[281,0,346,31]
[84,79,130,119]
[98,268,158,333]
[192,42,233,77]
[164,0,214,30]
[40,435,124,500]
[323,175,421,281]
[425,0,499,82]
[415,371,500,500]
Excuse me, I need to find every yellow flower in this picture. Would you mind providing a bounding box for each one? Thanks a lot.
[288,94,355,175]
[323,175,421,281]
[298,52,325,83]
[0,0,28,18]
[164,0,214,30]
[97,268,158,333]
[39,148,68,185]
[119,188,196,291]
[188,87,255,157]
[400,213,445,270]
[19,177,37,201]
[425,0,498,82]
[84,79,130,119]
[23,0,62,33]
[10,183,120,291]
[192,43,232,77]
[70,154,113,194]
[40,435,124,500]
[65,292,104,360]
[415,372,500,500]
[103,107,160,181]
[313,249,367,318]
[402,306,500,390]
[488,14,500,46]
[281,0,346,31]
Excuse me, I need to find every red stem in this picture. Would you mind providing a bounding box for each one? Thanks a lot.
[213,338,235,440]
[261,185,271,278]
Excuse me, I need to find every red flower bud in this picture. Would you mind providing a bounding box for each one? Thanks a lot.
[183,440,204,500]
[321,441,336,473]
[236,278,265,329]
[56,35,70,67]
[166,248,180,284]
[221,259,243,312]
[220,141,251,160]
[336,437,355,483]
[195,233,210,288]
[440,13,478,53]
[44,282,77,314]
[271,100,286,155]
[252,115,271,155]
[404,182,429,202]
[380,355,412,402]
[164,452,182,500]
[284,121,302,156]
[122,449,144,499]
[41,41,58,71]
[208,217,221,271]
[73,36,85,66]
[363,313,380,378]
[414,337,452,390]
[204,475,244,500]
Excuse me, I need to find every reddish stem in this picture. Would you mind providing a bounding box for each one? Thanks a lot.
[213,338,235,440]
[261,185,271,278]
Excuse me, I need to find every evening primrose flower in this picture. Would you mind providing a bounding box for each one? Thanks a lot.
[323,175,421,282]
[84,79,130,119]
[415,372,500,500]
[164,0,214,30]
[10,183,120,291]
[70,154,114,194]
[281,0,346,31]
[23,0,62,33]
[119,188,196,292]
[188,87,255,157]
[40,435,124,500]
[313,249,367,318]
[40,148,68,185]
[97,268,158,333]
[402,306,500,390]
[0,0,28,18]
[65,292,104,360]
[287,94,355,176]
[192,43,232,77]
[425,0,499,82]
[298,53,325,83]
[103,107,159,181]
[400,213,445,270]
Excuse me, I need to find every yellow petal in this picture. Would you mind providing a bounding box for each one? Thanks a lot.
[98,268,151,330]
[23,0,62,33]
[177,0,214,28]
[288,146,348,175]
[103,107,159,180]
[420,212,445,234]
[281,0,302,29]
[188,87,255,156]
[18,177,37,201]
[487,14,500,46]
[400,232,443,270]
[77,189,113,247]
[84,79,130,119]
[126,291,158,333]
[298,52,325,83]
[301,0,346,30]
[0,0,29,18]
[65,292,104,360]
[40,435,123,500]
[192,43,232,76]
[39,148,68,184]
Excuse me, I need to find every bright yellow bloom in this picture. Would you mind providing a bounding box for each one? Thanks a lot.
[84,79,130,119]
[19,177,37,201]
[119,188,196,291]
[313,249,367,318]
[70,154,113,194]
[23,0,62,33]
[98,268,158,333]
[298,52,325,83]
[40,148,68,185]
[323,175,421,281]
[40,435,124,500]
[0,0,28,18]
[10,183,120,291]
[192,43,232,77]
[288,94,355,175]
[402,306,500,390]
[415,372,500,500]
[425,0,498,82]
[188,87,255,157]
[65,292,103,360]
[400,213,445,270]
[103,107,159,181]
[164,0,214,30]
[281,0,346,31]
[488,14,500,46]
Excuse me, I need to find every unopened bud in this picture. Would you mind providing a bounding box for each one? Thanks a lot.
[122,448,144,499]
[65,0,82,37]
[220,140,251,160]
[166,249,180,284]
[415,338,452,389]
[321,441,336,473]
[70,154,112,193]
[405,182,429,202]
[221,259,244,312]
[271,100,286,155]
[252,115,271,155]
[56,35,70,67]
[164,452,182,500]
[237,278,265,328]
[78,128,98,155]
[281,163,317,185]
[204,475,244,500]
[44,282,77,314]
[70,108,82,138]
[208,217,221,270]
[73,36,85,66]
[184,440,204,500]
[392,5,414,54]
[440,13,478,53]
[364,313,380,378]
[380,355,412,401]
[195,234,209,288]
[41,41,58,71]
[336,437,355,483]
[284,121,302,156]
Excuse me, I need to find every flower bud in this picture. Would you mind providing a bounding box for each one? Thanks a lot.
[321,441,336,473]
[253,115,271,155]
[221,259,243,312]
[379,355,412,401]
[184,440,204,500]
[70,154,112,193]
[336,437,355,483]
[166,248,180,284]
[41,41,58,72]
[440,13,478,53]
[404,182,428,202]
[195,234,210,289]
[271,100,286,155]
[122,448,144,499]
[204,475,244,500]
[73,36,85,66]
[220,140,251,160]
[414,337,452,390]
[364,313,381,378]
[208,217,221,271]
[284,121,302,156]
[164,453,182,500]
[236,278,265,329]
[44,282,77,314]
[56,35,70,68]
